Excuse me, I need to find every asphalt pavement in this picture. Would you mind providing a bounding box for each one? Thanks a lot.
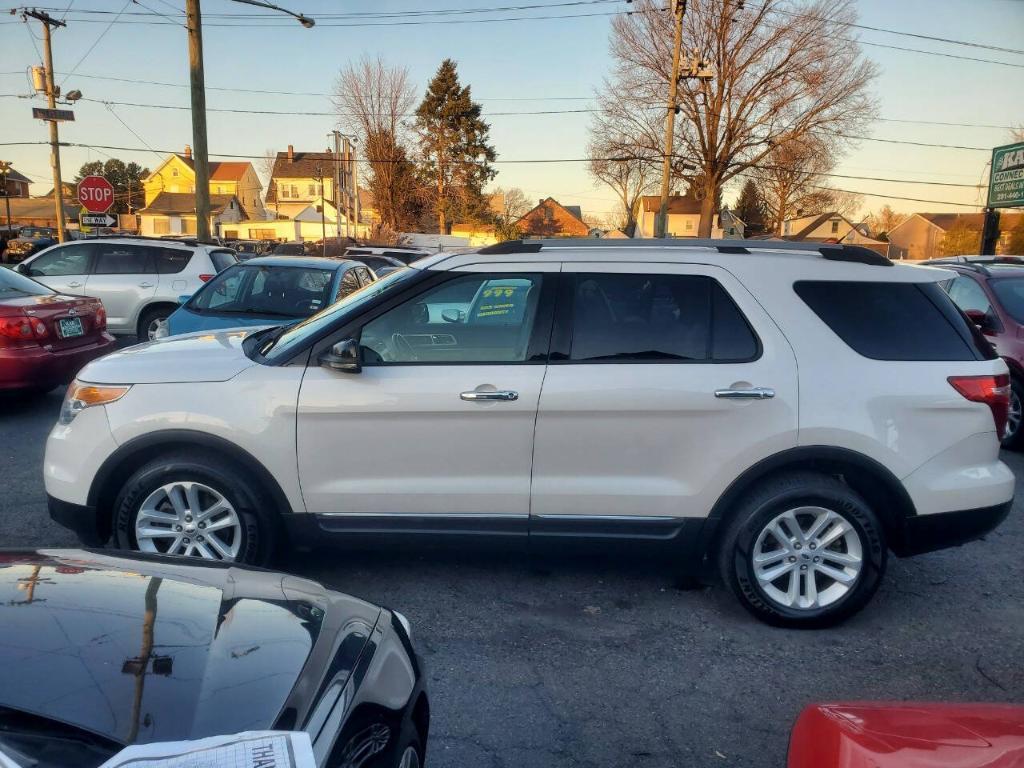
[2,385,1023,767]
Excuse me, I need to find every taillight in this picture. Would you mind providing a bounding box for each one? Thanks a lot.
[198,274,214,282]
[948,374,1011,436]
[0,315,48,345]
[94,304,107,331]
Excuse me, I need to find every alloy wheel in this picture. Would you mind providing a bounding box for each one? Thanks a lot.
[135,481,242,561]
[147,317,168,341]
[751,506,863,611]
[398,746,421,768]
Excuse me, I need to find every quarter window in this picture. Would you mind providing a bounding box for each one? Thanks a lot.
[568,273,758,362]
[360,273,543,364]
[338,270,361,300]
[947,275,991,315]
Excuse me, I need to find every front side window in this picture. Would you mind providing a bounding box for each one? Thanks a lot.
[569,273,758,362]
[94,244,154,275]
[360,273,543,364]
[0,267,52,297]
[26,244,92,277]
[337,270,361,300]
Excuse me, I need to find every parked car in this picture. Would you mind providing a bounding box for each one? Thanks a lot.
[347,253,407,277]
[272,241,308,256]
[163,256,377,337]
[0,266,115,392]
[16,237,237,341]
[43,239,1014,627]
[925,257,1024,449]
[3,226,57,264]
[0,226,21,260]
[345,245,430,266]
[788,702,1024,768]
[231,239,263,259]
[0,549,428,768]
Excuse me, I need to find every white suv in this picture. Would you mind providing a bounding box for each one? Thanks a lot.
[18,237,238,340]
[43,240,1015,626]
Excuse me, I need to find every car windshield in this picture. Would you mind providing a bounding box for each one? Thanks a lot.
[0,706,120,768]
[0,267,53,297]
[190,264,336,318]
[989,277,1024,324]
[259,266,415,362]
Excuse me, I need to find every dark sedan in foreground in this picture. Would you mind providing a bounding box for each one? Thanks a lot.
[0,550,428,768]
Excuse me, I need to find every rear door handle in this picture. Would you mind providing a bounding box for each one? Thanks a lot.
[460,390,519,402]
[715,387,775,400]
[138,282,155,288]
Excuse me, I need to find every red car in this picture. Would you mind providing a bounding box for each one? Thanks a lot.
[789,703,1024,768]
[929,257,1024,449]
[0,267,116,392]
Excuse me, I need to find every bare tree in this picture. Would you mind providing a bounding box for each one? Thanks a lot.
[333,55,418,231]
[258,149,277,186]
[750,134,835,233]
[863,204,906,238]
[491,186,531,222]
[602,0,878,236]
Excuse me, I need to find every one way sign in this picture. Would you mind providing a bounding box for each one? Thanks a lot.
[80,213,116,228]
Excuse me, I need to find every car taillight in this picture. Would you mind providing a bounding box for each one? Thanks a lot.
[948,374,1011,436]
[0,315,48,345]
[94,304,107,330]
[198,274,214,282]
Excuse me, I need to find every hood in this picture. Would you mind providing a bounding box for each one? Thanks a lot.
[0,550,379,746]
[77,328,265,384]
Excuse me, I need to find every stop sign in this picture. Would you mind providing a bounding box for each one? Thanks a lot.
[78,175,115,213]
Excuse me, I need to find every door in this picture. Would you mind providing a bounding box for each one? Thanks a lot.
[530,263,798,524]
[83,243,159,333]
[22,243,94,295]
[296,264,557,521]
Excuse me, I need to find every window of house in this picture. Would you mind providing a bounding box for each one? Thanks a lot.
[831,219,840,233]
[182,218,197,235]
[568,273,758,362]
[308,184,316,197]
[291,184,299,198]
[153,218,170,235]
[171,168,178,177]
[684,220,694,231]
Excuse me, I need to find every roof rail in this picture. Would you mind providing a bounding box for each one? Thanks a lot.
[477,238,891,266]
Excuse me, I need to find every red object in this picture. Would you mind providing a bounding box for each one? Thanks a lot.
[77,175,115,214]
[948,373,1011,436]
[788,703,1024,768]
[198,274,214,283]
[0,291,116,391]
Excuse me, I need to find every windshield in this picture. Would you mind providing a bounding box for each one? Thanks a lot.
[189,263,336,318]
[990,277,1024,324]
[0,268,53,297]
[260,267,416,362]
[0,707,120,768]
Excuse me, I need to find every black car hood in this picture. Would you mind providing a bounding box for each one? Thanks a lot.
[0,550,379,746]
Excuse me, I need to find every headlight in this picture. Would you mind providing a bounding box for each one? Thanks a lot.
[59,381,131,425]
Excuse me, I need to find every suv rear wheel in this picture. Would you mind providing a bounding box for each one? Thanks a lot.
[1001,377,1024,450]
[718,471,886,628]
[138,306,171,342]
[113,451,273,565]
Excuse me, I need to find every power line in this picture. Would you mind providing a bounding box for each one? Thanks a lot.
[59,0,132,87]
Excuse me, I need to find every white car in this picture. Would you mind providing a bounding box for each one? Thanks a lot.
[44,239,1015,627]
[18,237,238,340]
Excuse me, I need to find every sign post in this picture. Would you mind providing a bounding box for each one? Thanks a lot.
[982,142,1024,256]
[78,175,116,233]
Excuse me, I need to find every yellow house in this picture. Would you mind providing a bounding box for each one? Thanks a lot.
[143,146,265,218]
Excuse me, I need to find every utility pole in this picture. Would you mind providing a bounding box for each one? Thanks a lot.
[314,163,326,256]
[351,143,360,242]
[0,162,12,235]
[25,10,68,243]
[185,0,212,242]
[655,0,685,239]
[328,130,343,246]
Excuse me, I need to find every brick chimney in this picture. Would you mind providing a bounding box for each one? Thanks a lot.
[183,144,192,159]
[287,145,294,162]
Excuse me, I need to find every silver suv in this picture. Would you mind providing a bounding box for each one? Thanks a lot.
[18,237,237,340]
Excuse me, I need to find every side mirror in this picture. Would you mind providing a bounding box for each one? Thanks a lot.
[964,309,991,329]
[441,308,465,323]
[319,338,361,373]
[177,294,191,305]
[15,263,28,275]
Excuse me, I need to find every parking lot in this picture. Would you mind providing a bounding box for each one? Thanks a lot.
[2,385,1023,768]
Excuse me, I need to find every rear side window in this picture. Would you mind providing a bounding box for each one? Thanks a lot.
[569,273,759,362]
[93,244,154,274]
[209,249,238,272]
[794,280,992,361]
[154,247,192,274]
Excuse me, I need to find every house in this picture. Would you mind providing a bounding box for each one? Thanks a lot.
[450,222,498,246]
[137,192,244,238]
[780,210,891,257]
[142,147,265,219]
[516,197,589,238]
[265,146,370,237]
[41,181,77,199]
[634,195,739,238]
[887,212,1024,260]
[0,197,79,228]
[1,168,32,198]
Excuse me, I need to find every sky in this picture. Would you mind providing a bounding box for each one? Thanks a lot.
[1,0,1023,224]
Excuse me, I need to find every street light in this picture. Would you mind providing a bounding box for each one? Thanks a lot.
[229,0,315,27]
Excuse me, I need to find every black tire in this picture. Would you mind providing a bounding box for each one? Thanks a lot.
[112,450,275,565]
[717,471,886,628]
[389,728,424,768]
[137,306,170,342]
[1001,377,1024,451]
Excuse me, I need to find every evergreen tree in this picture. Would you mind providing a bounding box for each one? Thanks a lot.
[414,59,496,234]
[76,158,149,214]
[734,179,766,235]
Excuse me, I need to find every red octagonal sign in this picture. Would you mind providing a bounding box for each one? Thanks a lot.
[78,175,115,213]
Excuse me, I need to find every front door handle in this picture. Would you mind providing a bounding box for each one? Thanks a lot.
[460,390,519,402]
[715,387,775,400]
[138,282,155,288]
[67,281,82,288]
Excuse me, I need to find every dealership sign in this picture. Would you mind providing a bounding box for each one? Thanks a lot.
[988,141,1024,209]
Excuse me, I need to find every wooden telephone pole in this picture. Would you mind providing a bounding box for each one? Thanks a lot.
[655,0,685,239]
[185,0,212,241]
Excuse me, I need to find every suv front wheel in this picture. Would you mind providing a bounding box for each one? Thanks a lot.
[113,451,273,565]
[718,472,886,628]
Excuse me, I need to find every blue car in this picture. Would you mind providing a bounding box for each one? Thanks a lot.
[163,255,379,337]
